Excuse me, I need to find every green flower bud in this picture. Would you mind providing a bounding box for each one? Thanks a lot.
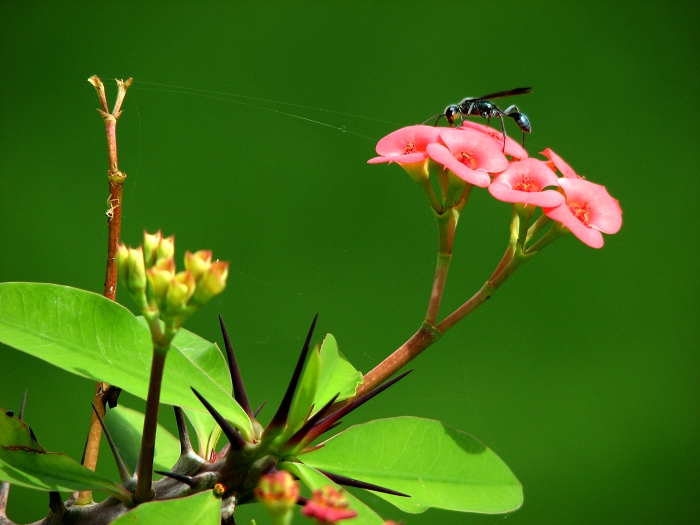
[142,230,163,268]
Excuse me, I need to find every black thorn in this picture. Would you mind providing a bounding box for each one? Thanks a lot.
[154,470,197,488]
[267,314,318,432]
[91,404,132,484]
[219,316,253,417]
[283,394,340,451]
[19,388,27,421]
[173,407,193,455]
[253,400,267,418]
[48,491,66,515]
[304,370,413,446]
[190,388,247,451]
[317,469,410,497]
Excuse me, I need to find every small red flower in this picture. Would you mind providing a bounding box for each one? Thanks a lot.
[488,158,565,207]
[302,486,357,524]
[544,178,622,248]
[426,128,507,187]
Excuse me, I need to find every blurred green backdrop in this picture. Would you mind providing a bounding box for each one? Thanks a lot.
[1,2,698,524]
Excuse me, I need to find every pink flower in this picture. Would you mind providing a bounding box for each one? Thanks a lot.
[302,486,357,524]
[426,128,507,187]
[368,125,440,165]
[368,125,441,182]
[459,121,529,160]
[544,178,622,248]
[489,158,565,207]
[540,148,582,179]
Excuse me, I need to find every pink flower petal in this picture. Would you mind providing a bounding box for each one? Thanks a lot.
[489,158,565,207]
[544,178,622,248]
[540,148,582,179]
[426,142,491,187]
[459,121,529,160]
[367,125,441,164]
[438,128,509,174]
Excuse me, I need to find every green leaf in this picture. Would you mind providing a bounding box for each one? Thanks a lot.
[302,417,522,514]
[161,325,231,459]
[0,408,124,495]
[282,461,385,525]
[105,405,181,473]
[110,490,221,525]
[314,334,362,408]
[0,283,252,439]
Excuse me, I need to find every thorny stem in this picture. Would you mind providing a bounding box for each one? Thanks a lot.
[78,75,132,506]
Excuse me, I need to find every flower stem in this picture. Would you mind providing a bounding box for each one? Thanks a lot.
[78,75,132,506]
[134,344,169,504]
[355,322,442,398]
[424,208,458,324]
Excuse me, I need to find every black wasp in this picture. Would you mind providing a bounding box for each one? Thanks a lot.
[431,87,532,150]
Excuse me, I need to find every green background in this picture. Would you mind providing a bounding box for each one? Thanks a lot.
[1,2,697,524]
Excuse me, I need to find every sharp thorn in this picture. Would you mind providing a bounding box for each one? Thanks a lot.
[90,404,132,484]
[317,469,410,497]
[253,400,267,418]
[283,394,339,451]
[304,370,412,446]
[173,407,193,455]
[190,388,247,450]
[267,314,318,432]
[219,316,253,417]
[154,470,197,488]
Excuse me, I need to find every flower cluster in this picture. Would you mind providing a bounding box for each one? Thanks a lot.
[117,230,229,335]
[368,123,621,248]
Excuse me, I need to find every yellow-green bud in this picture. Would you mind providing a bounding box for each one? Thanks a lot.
[142,230,163,268]
[191,260,229,306]
[185,250,212,280]
[254,471,298,524]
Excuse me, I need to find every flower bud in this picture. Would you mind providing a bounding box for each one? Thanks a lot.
[185,250,212,280]
[142,230,163,268]
[147,257,176,310]
[191,260,229,307]
[162,271,196,322]
[157,234,175,262]
[254,471,299,525]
